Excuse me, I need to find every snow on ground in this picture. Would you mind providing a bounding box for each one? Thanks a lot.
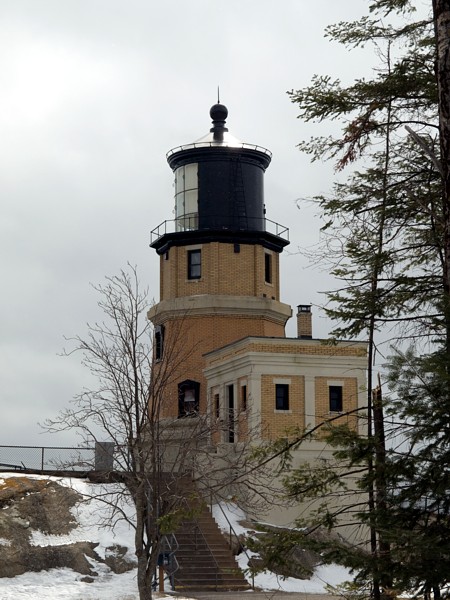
[29,477,136,564]
[213,501,353,594]
[0,566,186,600]
[0,474,352,599]
[0,567,139,600]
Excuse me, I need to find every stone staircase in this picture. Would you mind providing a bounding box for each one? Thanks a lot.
[172,500,251,592]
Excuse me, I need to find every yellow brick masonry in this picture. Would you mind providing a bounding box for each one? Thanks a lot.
[260,374,305,440]
[160,242,280,301]
[259,372,360,440]
[152,315,286,419]
[315,376,359,433]
[203,338,365,440]
[297,310,312,338]
[205,339,366,368]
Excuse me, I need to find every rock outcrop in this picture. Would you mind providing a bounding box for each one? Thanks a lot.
[0,475,135,579]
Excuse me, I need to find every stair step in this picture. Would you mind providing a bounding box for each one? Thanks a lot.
[169,494,249,592]
[176,574,244,580]
[175,567,243,573]
[177,577,248,583]
[176,547,235,554]
[175,584,251,591]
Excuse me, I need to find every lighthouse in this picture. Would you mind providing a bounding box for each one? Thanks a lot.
[147,102,367,535]
[148,102,292,419]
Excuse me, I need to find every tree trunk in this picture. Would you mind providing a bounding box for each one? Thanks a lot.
[433,0,450,352]
[137,554,153,600]
[372,383,392,600]
[369,76,393,600]
[433,8,450,594]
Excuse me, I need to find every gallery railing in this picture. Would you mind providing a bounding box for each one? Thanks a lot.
[150,215,289,244]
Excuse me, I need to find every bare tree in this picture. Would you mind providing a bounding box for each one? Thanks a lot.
[43,267,203,598]
[43,266,277,599]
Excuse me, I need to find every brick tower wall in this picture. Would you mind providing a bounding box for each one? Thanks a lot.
[153,313,287,419]
[160,242,280,301]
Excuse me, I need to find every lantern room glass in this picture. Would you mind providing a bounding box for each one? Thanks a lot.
[174,163,198,231]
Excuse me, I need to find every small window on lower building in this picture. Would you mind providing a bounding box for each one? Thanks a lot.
[329,386,343,412]
[275,384,289,411]
[188,249,201,280]
[214,393,220,419]
[178,380,200,417]
[227,384,235,443]
[241,385,247,412]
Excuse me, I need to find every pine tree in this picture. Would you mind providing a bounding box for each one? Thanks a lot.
[253,2,450,598]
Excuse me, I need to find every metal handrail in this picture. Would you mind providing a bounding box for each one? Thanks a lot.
[160,533,179,591]
[192,516,220,591]
[0,462,25,471]
[166,141,272,159]
[212,500,255,590]
[174,496,221,591]
[150,216,289,245]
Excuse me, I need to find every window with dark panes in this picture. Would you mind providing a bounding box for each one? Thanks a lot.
[227,385,235,443]
[329,386,343,412]
[241,385,247,412]
[275,384,289,411]
[214,394,220,419]
[188,249,201,280]
[265,253,272,284]
[154,325,164,360]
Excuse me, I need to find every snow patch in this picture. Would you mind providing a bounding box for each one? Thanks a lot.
[213,501,353,594]
[211,501,249,535]
[0,473,352,598]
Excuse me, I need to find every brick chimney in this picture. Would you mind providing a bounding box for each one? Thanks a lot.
[297,305,312,339]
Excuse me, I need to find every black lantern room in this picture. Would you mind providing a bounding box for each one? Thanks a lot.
[151,103,289,254]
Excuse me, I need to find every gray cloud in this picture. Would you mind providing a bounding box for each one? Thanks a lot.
[0,0,368,446]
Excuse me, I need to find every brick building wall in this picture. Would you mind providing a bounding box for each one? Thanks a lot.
[204,336,367,442]
[205,338,366,368]
[151,314,287,418]
[260,374,305,440]
[314,376,359,433]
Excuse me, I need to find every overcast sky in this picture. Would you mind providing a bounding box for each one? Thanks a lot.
[0,0,383,448]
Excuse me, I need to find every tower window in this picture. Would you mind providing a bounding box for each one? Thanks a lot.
[154,325,164,360]
[178,380,200,417]
[265,253,272,284]
[275,384,289,411]
[329,386,343,412]
[188,249,201,279]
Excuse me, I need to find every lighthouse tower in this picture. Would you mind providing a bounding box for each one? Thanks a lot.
[148,103,291,419]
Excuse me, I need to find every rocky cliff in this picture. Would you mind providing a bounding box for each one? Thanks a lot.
[0,474,136,581]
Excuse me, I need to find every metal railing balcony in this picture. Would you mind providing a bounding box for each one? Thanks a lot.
[166,141,272,159]
[150,216,289,245]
